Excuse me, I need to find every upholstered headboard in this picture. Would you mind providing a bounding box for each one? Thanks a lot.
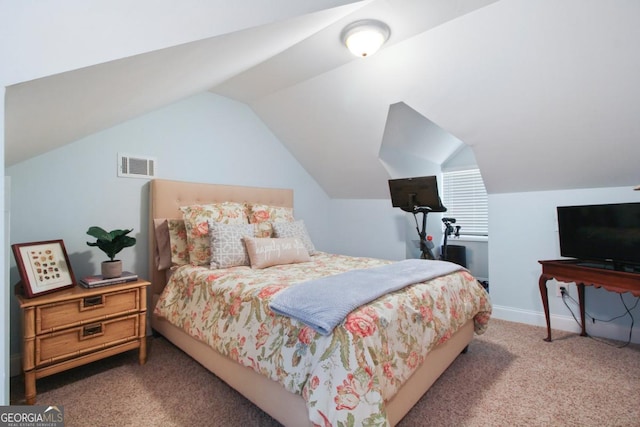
[148,179,293,296]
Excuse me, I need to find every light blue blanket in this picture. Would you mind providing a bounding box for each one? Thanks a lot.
[269,259,464,335]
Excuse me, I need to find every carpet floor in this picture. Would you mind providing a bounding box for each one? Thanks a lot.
[10,319,640,426]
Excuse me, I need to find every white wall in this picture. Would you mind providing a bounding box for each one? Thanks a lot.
[0,90,7,404]
[326,199,492,281]
[444,237,489,280]
[490,186,640,343]
[328,199,406,260]
[5,92,331,372]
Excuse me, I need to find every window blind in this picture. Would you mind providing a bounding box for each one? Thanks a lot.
[442,169,488,236]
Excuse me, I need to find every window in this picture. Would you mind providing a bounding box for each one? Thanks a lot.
[442,169,488,236]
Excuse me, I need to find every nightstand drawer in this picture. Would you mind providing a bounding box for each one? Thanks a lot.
[37,288,140,333]
[35,314,140,366]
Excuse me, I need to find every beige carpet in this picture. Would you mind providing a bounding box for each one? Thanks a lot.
[10,319,640,426]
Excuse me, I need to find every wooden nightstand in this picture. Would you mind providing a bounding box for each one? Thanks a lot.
[16,279,150,404]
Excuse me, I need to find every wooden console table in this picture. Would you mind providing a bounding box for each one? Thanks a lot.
[538,259,640,341]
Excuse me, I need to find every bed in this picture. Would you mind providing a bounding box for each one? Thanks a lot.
[148,178,491,427]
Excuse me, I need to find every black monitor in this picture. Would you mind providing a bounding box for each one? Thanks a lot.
[557,202,640,270]
[388,175,447,213]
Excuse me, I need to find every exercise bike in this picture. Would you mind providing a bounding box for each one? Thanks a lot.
[440,217,461,261]
[411,207,461,261]
[411,207,437,260]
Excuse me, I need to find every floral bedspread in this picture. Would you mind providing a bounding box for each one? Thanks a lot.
[154,252,492,426]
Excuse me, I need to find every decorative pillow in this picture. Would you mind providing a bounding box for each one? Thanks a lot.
[179,202,249,266]
[167,219,189,266]
[272,220,317,255]
[209,222,255,269]
[248,204,295,238]
[243,237,310,269]
[153,219,172,270]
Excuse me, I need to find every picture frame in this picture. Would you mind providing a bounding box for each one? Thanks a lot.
[12,239,76,298]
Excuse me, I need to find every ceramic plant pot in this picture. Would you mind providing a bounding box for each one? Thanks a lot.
[101,260,123,278]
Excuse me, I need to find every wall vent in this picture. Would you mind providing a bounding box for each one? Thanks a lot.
[118,153,156,179]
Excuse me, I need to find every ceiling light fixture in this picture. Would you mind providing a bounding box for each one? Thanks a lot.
[341,19,390,58]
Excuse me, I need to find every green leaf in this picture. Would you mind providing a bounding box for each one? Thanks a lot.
[319,332,339,362]
[86,226,136,261]
[86,226,111,241]
[336,328,351,368]
[319,328,351,367]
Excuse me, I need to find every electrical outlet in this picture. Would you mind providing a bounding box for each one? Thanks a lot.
[556,283,565,297]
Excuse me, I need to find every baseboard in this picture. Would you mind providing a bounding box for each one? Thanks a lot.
[492,305,640,344]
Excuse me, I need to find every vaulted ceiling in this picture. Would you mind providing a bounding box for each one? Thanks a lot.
[5,0,640,198]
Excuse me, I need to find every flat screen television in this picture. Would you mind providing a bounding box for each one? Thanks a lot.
[557,202,640,271]
[388,176,446,213]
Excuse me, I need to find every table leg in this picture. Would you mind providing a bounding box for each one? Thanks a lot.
[578,283,587,336]
[139,336,147,365]
[24,370,36,404]
[138,309,147,365]
[539,274,552,341]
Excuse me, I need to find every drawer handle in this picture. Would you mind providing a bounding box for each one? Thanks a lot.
[83,295,104,308]
[83,324,102,337]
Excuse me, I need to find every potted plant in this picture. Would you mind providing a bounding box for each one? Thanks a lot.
[86,226,137,278]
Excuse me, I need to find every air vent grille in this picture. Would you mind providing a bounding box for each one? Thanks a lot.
[118,154,156,179]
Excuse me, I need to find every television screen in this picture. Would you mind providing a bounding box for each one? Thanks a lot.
[557,202,640,269]
[388,176,446,213]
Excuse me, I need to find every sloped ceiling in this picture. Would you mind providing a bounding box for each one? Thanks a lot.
[380,103,464,166]
[377,102,462,180]
[5,0,640,198]
[4,0,367,165]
